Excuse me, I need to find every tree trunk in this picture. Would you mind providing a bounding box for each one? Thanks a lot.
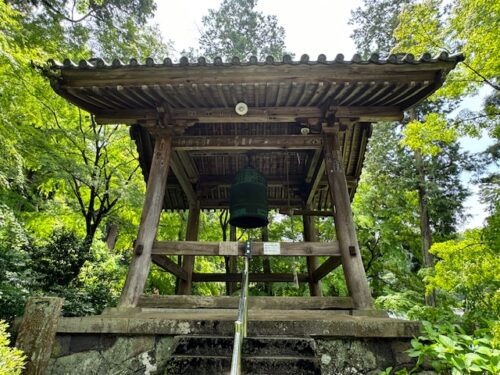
[415,149,436,307]
[105,223,119,250]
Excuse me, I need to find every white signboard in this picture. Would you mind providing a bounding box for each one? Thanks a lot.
[263,242,281,255]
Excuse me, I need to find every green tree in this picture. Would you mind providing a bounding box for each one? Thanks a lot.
[199,0,288,61]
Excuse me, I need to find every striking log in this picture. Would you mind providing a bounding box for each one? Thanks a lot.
[303,215,322,296]
[177,202,200,295]
[119,135,172,307]
[324,130,373,309]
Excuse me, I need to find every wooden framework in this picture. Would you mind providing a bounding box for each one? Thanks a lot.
[46,53,463,309]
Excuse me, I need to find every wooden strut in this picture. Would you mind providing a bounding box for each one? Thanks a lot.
[119,135,172,308]
[323,129,373,309]
[177,202,201,295]
[303,215,322,296]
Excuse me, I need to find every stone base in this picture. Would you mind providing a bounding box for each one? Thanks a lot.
[44,308,422,374]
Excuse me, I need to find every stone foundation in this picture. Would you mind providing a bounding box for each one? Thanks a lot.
[47,333,419,375]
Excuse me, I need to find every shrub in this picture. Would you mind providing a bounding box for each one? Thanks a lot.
[0,320,26,375]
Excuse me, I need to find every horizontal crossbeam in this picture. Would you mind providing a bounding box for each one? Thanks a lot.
[151,241,341,257]
[192,273,309,283]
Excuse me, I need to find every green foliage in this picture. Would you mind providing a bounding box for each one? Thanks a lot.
[0,320,25,375]
[0,205,31,323]
[427,230,500,322]
[199,0,288,61]
[29,229,89,288]
[402,113,458,156]
[407,321,500,374]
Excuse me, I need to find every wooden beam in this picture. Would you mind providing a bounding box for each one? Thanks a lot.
[192,272,310,283]
[152,241,341,257]
[312,257,343,282]
[177,203,200,295]
[152,255,188,280]
[94,106,403,125]
[119,135,172,307]
[324,131,373,309]
[304,215,322,296]
[306,160,325,207]
[173,135,323,151]
[279,209,334,217]
[169,152,197,204]
[261,227,273,295]
[137,295,354,310]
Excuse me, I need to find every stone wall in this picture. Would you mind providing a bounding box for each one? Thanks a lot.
[47,334,420,375]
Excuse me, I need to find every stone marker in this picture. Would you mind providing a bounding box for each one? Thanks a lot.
[16,297,64,375]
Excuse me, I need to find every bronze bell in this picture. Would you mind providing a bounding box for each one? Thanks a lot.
[229,166,269,229]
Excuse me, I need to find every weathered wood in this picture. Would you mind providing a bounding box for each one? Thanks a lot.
[169,152,197,204]
[280,209,334,217]
[173,135,322,150]
[324,131,373,309]
[61,63,443,88]
[137,295,354,310]
[94,106,403,125]
[152,241,340,256]
[306,160,325,207]
[192,272,310,283]
[303,216,322,296]
[177,203,200,295]
[16,297,64,375]
[261,227,273,295]
[227,225,237,295]
[312,256,343,282]
[119,135,172,307]
[152,255,187,280]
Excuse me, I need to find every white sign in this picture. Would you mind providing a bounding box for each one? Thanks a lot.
[263,242,281,255]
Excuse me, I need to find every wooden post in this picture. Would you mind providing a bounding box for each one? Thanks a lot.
[261,226,273,295]
[227,225,237,295]
[16,297,63,375]
[324,130,373,309]
[177,202,201,295]
[303,215,322,296]
[119,135,172,307]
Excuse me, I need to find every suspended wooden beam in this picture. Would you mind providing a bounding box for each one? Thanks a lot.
[94,106,403,125]
[152,241,340,257]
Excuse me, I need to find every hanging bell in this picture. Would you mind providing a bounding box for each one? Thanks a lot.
[229,166,269,229]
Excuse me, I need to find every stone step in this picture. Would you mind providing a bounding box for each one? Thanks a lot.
[165,354,321,375]
[172,335,316,357]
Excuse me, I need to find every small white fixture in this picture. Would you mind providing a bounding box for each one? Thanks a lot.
[235,102,248,116]
[300,127,310,135]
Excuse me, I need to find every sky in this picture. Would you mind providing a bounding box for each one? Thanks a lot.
[154,0,493,230]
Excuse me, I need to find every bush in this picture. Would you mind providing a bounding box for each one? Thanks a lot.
[0,320,26,375]
[404,321,499,374]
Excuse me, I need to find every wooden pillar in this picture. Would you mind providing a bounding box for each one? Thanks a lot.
[324,130,373,309]
[303,215,322,296]
[177,202,201,295]
[16,297,64,375]
[227,225,237,295]
[261,226,273,295]
[119,135,172,307]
